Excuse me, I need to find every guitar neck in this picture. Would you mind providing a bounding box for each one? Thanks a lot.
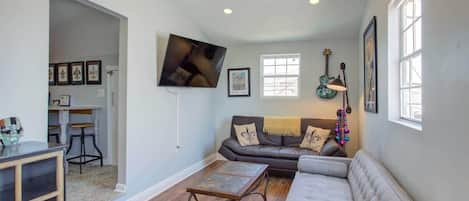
[325,55,330,76]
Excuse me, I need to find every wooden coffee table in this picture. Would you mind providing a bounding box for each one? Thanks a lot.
[186,161,269,201]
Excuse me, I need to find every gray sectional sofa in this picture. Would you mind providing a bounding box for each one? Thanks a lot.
[218,116,347,174]
[286,150,413,201]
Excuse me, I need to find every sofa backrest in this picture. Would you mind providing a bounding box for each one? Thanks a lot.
[348,151,413,201]
[231,116,336,147]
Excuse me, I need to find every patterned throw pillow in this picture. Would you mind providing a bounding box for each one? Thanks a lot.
[234,123,260,146]
[300,126,331,152]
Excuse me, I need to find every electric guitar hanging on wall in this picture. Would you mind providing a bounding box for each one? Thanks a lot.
[316,48,338,99]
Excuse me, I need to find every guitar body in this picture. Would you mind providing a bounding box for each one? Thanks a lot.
[316,49,337,99]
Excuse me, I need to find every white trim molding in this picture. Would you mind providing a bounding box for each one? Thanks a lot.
[127,154,218,201]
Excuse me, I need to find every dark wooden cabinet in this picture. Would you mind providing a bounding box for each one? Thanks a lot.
[0,142,65,201]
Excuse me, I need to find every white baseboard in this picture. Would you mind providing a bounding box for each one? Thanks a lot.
[115,183,127,193]
[127,154,217,201]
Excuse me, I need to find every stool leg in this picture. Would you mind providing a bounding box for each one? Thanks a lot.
[47,133,50,143]
[66,136,74,155]
[80,128,85,174]
[55,135,60,144]
[91,135,104,167]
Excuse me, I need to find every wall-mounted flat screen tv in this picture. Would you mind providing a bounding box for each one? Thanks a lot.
[158,34,227,88]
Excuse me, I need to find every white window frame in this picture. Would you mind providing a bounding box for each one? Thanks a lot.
[398,0,422,123]
[388,0,423,131]
[260,54,301,99]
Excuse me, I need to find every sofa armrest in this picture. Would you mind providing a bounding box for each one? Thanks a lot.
[298,155,352,178]
[320,138,347,157]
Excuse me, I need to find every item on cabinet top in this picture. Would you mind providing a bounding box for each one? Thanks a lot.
[59,95,71,106]
[0,117,23,146]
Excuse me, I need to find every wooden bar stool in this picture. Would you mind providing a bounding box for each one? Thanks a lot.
[66,110,103,174]
[48,125,60,143]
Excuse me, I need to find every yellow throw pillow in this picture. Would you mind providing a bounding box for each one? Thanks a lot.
[234,123,260,146]
[300,126,331,152]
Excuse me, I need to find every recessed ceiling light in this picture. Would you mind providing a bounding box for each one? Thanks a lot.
[224,8,233,15]
[309,0,320,5]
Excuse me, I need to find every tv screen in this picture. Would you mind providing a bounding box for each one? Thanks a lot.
[158,34,227,88]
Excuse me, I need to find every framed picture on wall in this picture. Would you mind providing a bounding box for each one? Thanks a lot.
[70,61,85,85]
[86,60,102,85]
[227,68,251,97]
[57,63,71,85]
[49,63,56,86]
[363,16,378,113]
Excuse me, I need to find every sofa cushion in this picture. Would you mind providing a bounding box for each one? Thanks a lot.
[348,151,413,201]
[233,123,260,146]
[222,138,318,160]
[231,116,282,146]
[286,172,353,201]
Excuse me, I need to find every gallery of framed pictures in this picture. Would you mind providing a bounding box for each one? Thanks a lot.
[363,16,378,113]
[49,60,102,86]
[227,68,251,97]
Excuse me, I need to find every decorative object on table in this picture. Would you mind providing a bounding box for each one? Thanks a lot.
[86,60,102,85]
[70,61,85,85]
[57,63,71,85]
[0,117,23,146]
[227,68,251,97]
[316,48,338,99]
[52,99,60,106]
[327,63,352,146]
[49,63,57,86]
[59,95,71,106]
[363,16,378,113]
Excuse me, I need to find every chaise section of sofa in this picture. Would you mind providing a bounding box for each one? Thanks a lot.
[218,116,347,173]
[286,151,413,201]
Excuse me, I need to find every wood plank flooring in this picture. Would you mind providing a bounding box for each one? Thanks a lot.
[151,161,293,201]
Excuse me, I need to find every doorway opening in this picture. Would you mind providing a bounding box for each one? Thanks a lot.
[48,0,127,200]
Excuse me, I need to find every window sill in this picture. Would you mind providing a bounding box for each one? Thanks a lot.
[389,119,422,132]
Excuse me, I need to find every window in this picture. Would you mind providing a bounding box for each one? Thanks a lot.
[399,0,422,122]
[261,54,300,97]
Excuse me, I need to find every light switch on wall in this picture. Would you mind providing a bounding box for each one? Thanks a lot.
[97,88,106,97]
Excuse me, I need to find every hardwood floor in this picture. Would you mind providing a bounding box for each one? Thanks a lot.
[151,161,293,201]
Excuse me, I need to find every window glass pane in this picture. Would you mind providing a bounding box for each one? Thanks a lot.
[410,104,422,121]
[275,77,287,96]
[287,57,300,65]
[264,58,275,66]
[410,87,422,105]
[411,54,422,86]
[403,27,414,56]
[414,0,422,18]
[400,89,410,119]
[263,66,275,76]
[263,77,275,96]
[415,18,422,51]
[402,0,414,28]
[287,65,300,75]
[275,65,287,75]
[276,58,287,65]
[286,77,298,96]
[400,60,410,88]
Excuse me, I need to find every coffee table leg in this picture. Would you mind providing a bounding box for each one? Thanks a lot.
[188,193,199,201]
[262,172,270,201]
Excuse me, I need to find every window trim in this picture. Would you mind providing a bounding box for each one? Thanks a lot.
[260,53,301,99]
[397,0,422,123]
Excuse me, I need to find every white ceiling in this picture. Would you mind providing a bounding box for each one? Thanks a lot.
[173,0,367,45]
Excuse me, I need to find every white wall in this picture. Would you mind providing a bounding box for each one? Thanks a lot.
[358,0,469,200]
[49,2,120,161]
[215,40,360,155]
[85,0,216,198]
[0,0,49,142]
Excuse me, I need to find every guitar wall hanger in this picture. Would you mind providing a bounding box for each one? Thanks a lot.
[316,48,338,99]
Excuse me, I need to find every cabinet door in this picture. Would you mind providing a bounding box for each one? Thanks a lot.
[22,158,57,200]
[0,167,15,201]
